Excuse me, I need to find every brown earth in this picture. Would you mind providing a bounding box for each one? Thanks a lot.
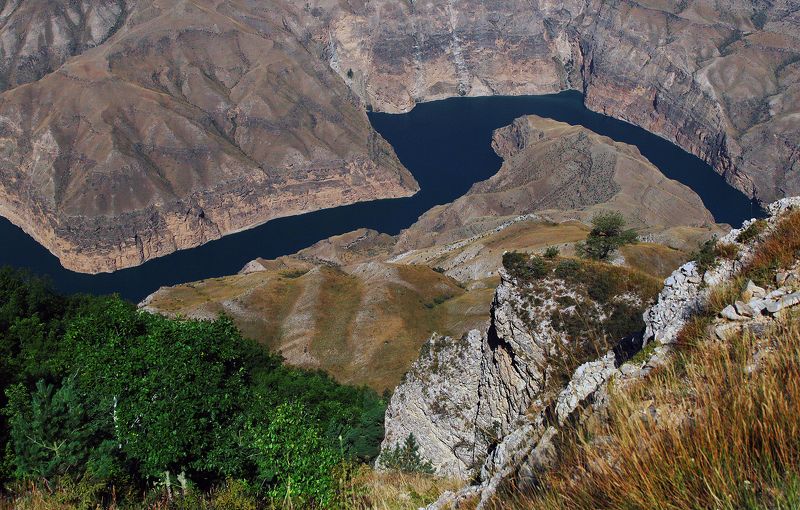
[142,117,722,388]
[0,0,417,273]
[0,0,797,274]
[314,0,800,202]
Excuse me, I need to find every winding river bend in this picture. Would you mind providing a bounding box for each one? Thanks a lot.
[0,91,758,301]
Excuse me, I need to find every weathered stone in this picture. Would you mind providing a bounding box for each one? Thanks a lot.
[715,322,741,341]
[748,299,768,315]
[720,305,745,321]
[766,292,800,315]
[734,300,755,318]
[743,280,767,301]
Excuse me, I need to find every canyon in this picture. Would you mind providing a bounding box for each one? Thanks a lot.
[0,0,797,272]
[141,116,721,388]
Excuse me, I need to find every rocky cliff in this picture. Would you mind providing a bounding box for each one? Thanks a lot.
[378,255,662,481]
[0,0,796,273]
[379,197,800,507]
[0,0,417,273]
[314,0,799,202]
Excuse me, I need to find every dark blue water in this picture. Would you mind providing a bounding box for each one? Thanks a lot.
[0,91,758,301]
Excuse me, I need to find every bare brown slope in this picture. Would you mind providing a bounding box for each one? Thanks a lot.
[394,115,716,255]
[0,0,417,273]
[141,247,490,392]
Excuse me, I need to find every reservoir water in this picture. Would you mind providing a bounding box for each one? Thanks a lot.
[0,91,759,302]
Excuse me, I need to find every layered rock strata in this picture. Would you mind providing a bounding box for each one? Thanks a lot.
[0,0,797,272]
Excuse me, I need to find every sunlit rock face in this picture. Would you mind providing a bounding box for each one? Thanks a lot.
[0,0,797,271]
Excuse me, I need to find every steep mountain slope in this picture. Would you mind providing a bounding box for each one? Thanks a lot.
[0,0,417,273]
[315,0,800,202]
[378,197,800,508]
[0,0,796,273]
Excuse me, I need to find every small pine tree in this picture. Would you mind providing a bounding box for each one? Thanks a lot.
[378,434,434,474]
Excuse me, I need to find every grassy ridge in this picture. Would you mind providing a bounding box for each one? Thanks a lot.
[495,211,800,509]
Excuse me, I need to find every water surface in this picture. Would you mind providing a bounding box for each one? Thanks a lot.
[0,91,758,301]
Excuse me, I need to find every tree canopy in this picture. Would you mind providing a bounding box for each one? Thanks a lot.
[576,212,637,261]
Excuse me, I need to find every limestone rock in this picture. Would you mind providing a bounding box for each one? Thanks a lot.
[766,292,800,314]
[720,305,746,321]
[734,300,755,318]
[744,280,767,301]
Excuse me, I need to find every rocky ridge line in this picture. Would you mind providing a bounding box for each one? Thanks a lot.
[378,196,800,508]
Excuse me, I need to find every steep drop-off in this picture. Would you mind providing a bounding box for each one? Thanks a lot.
[314,0,799,202]
[0,0,417,273]
[0,0,796,273]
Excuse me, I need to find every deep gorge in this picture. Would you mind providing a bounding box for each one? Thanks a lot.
[0,92,757,301]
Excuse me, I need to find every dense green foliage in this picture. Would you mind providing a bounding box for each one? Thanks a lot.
[0,268,387,506]
[576,212,637,261]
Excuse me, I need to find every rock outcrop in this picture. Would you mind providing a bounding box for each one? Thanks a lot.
[378,257,661,484]
[380,197,800,508]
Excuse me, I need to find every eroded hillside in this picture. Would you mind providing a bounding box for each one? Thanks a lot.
[0,0,796,272]
[142,116,721,389]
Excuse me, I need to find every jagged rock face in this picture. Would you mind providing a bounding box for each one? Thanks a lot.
[314,0,799,202]
[379,262,658,479]
[0,0,417,273]
[385,196,800,508]
[644,197,800,346]
[394,115,715,254]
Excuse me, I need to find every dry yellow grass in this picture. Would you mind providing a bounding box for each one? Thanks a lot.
[503,318,800,510]
[744,210,800,286]
[144,261,488,391]
[343,467,462,510]
[621,242,689,278]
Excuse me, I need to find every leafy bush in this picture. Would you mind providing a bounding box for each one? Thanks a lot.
[250,402,342,506]
[692,236,719,274]
[379,434,434,475]
[555,259,581,278]
[576,212,637,261]
[0,267,388,505]
[502,252,548,281]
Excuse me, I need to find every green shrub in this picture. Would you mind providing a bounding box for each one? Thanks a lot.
[692,237,719,274]
[379,434,434,475]
[0,268,388,505]
[502,252,549,280]
[576,212,637,261]
[250,402,342,506]
[544,246,560,259]
[555,259,581,278]
[736,219,767,244]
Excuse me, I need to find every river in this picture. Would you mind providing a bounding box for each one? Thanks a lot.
[0,91,759,301]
